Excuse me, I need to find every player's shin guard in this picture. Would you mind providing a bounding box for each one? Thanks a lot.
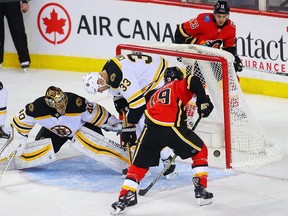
[191,145,213,206]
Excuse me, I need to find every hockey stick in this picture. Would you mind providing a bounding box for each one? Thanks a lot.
[0,125,14,156]
[0,125,15,181]
[122,111,132,164]
[138,116,202,196]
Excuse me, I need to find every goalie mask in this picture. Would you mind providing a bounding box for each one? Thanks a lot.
[45,86,68,115]
[164,67,184,83]
[82,72,108,94]
[214,0,230,14]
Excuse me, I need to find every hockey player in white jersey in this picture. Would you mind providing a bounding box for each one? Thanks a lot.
[0,81,10,139]
[0,86,129,173]
[83,53,178,179]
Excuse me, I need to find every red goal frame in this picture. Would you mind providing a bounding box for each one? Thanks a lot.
[116,44,232,169]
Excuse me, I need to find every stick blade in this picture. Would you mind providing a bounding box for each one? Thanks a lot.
[138,189,148,196]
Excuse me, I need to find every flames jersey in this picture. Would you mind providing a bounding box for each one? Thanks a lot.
[176,13,236,49]
[11,93,111,138]
[145,75,196,127]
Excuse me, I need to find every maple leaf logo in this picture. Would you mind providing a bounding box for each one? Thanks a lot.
[42,9,66,45]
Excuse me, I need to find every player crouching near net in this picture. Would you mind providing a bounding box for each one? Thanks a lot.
[0,86,129,173]
[111,66,214,214]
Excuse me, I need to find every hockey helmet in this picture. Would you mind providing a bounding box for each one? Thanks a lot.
[45,86,68,115]
[82,72,107,94]
[0,81,3,90]
[164,67,184,83]
[214,0,230,14]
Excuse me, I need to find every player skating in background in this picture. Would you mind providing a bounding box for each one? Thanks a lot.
[0,86,127,173]
[82,53,178,179]
[111,66,214,214]
[174,0,243,126]
[0,81,10,139]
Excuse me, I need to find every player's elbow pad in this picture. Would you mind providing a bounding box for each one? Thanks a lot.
[127,105,146,124]
[174,26,185,44]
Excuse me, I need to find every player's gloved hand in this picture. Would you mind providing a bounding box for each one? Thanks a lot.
[0,131,27,159]
[121,126,136,147]
[234,55,243,72]
[113,96,129,114]
[196,95,214,118]
[0,125,10,139]
[101,115,123,133]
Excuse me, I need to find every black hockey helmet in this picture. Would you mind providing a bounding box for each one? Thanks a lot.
[164,66,184,83]
[214,0,230,14]
[0,81,3,90]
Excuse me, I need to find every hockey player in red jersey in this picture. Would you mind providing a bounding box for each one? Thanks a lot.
[174,0,243,73]
[111,67,214,214]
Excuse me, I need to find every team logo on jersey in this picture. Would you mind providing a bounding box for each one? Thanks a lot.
[76,97,82,107]
[51,125,72,137]
[28,103,34,112]
[110,73,116,83]
[37,3,72,45]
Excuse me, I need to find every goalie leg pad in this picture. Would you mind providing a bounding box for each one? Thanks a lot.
[71,126,130,174]
[14,138,57,169]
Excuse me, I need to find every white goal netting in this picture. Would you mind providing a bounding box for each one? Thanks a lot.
[117,43,285,168]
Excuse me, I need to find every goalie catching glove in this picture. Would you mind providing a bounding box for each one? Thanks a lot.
[101,115,123,133]
[121,126,136,147]
[196,95,214,118]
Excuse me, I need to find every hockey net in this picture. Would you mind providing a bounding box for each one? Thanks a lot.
[116,43,284,168]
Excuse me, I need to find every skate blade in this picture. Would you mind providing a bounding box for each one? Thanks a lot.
[197,198,212,206]
[111,207,121,215]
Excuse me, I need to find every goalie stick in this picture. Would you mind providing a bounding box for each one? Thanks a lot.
[0,125,15,181]
[138,116,202,196]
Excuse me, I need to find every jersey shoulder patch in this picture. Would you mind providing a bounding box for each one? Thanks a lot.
[65,93,86,113]
[25,97,52,118]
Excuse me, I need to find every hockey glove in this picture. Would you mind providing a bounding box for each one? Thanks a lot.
[196,95,214,118]
[113,96,129,114]
[0,132,27,159]
[121,126,137,147]
[101,115,123,133]
[0,125,10,139]
[234,55,243,72]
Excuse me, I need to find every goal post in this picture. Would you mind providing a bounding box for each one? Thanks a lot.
[115,43,284,169]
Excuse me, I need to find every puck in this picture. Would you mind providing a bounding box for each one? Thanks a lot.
[213,150,221,157]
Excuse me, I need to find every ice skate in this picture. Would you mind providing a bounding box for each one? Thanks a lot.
[193,177,213,206]
[111,190,137,215]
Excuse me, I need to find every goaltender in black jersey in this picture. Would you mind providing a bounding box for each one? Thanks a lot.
[0,86,130,173]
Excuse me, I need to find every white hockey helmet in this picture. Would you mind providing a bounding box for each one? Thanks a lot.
[82,72,106,94]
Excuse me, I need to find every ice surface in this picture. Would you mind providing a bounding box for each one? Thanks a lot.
[0,68,288,216]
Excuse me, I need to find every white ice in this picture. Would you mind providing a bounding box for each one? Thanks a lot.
[0,68,288,216]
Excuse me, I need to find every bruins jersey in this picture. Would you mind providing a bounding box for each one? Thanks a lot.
[103,53,168,111]
[11,93,111,138]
